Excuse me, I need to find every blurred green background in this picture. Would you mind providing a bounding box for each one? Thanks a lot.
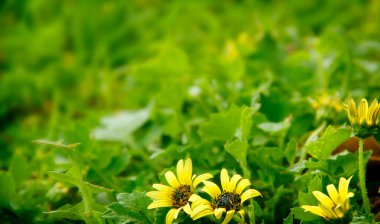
[1,0,380,223]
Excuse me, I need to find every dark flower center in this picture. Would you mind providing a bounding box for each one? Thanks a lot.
[171,185,192,208]
[212,191,241,211]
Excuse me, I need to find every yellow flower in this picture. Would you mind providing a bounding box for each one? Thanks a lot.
[301,176,354,220]
[190,169,261,224]
[340,98,380,138]
[341,98,380,127]
[146,158,213,224]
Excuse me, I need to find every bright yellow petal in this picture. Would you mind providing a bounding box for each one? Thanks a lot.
[338,176,352,200]
[184,158,193,185]
[176,159,185,184]
[238,210,245,224]
[227,174,242,192]
[214,208,226,219]
[326,184,339,205]
[312,191,334,209]
[235,179,251,195]
[319,204,338,219]
[240,189,261,204]
[221,169,229,191]
[147,191,171,200]
[348,99,358,124]
[221,210,235,224]
[301,205,330,219]
[173,207,182,219]
[358,99,368,124]
[193,173,213,188]
[166,208,177,224]
[148,200,172,209]
[203,181,221,199]
[191,204,214,220]
[153,184,174,193]
[183,203,192,214]
[189,194,211,208]
[165,171,180,188]
[367,99,378,125]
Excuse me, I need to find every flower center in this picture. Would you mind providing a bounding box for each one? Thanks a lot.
[212,191,241,211]
[171,185,192,208]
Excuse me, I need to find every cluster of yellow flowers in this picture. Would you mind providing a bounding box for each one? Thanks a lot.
[146,159,355,224]
[147,158,261,224]
[146,98,380,223]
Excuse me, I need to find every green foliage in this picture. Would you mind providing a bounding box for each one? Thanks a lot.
[1,0,380,223]
[306,126,351,160]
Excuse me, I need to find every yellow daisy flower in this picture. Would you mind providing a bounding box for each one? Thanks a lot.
[301,176,354,220]
[340,98,380,138]
[190,169,261,224]
[146,158,213,224]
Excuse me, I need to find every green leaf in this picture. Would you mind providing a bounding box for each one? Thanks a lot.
[285,138,297,165]
[224,139,248,167]
[283,212,294,224]
[239,106,255,140]
[306,126,351,160]
[92,105,152,142]
[0,172,15,208]
[199,105,242,141]
[103,192,153,224]
[291,207,322,222]
[257,116,291,134]
[9,154,30,188]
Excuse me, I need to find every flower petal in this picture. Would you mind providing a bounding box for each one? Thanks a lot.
[153,184,174,192]
[183,203,192,214]
[202,181,221,199]
[191,204,214,220]
[221,210,235,224]
[221,169,229,191]
[312,191,334,209]
[235,179,251,195]
[189,194,211,208]
[301,205,330,219]
[238,210,245,224]
[148,200,172,209]
[147,191,171,200]
[193,173,213,188]
[165,171,180,188]
[166,208,177,224]
[368,99,378,125]
[176,159,185,184]
[358,99,368,124]
[214,208,225,219]
[326,184,339,205]
[173,207,182,219]
[338,176,352,200]
[241,189,261,204]
[184,158,193,185]
[227,174,242,192]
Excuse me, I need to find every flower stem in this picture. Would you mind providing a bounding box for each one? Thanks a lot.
[358,138,370,214]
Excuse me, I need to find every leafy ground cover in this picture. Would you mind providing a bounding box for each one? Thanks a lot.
[1,0,380,223]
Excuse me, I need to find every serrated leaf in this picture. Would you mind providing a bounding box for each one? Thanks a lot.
[306,126,351,160]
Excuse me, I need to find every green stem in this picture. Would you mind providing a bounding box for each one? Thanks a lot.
[358,138,370,214]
